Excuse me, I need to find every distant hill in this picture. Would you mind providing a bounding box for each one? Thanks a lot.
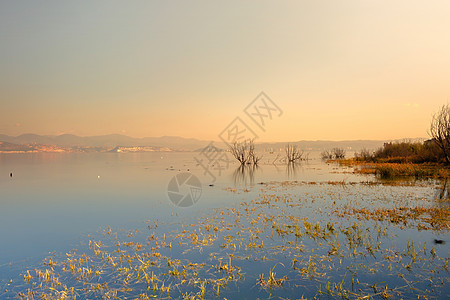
[257,140,388,152]
[0,134,209,151]
[0,141,35,152]
[0,133,426,153]
[0,141,71,153]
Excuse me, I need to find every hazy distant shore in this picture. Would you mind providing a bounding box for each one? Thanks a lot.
[0,133,426,154]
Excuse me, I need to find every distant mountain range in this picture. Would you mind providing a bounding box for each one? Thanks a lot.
[0,133,426,153]
[0,134,208,151]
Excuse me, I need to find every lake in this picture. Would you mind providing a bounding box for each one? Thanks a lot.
[0,152,448,299]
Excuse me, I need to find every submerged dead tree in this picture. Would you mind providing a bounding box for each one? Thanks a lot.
[248,141,261,165]
[321,150,333,160]
[229,140,261,165]
[230,141,248,164]
[332,147,346,159]
[321,148,346,160]
[285,144,303,163]
[429,104,450,164]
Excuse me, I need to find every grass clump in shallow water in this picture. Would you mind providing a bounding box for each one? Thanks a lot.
[257,267,288,289]
[374,163,446,178]
[6,181,449,300]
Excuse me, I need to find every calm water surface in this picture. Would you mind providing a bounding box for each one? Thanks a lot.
[0,152,348,264]
[0,152,448,299]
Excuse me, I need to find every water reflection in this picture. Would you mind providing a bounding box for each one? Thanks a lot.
[232,164,260,187]
[436,179,450,200]
[2,152,449,300]
[286,162,298,178]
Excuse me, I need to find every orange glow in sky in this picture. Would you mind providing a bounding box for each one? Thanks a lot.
[1,1,449,142]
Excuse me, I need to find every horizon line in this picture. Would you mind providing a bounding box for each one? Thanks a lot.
[0,132,429,143]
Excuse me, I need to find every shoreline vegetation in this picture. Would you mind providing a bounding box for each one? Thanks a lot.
[326,141,450,179]
[325,104,450,180]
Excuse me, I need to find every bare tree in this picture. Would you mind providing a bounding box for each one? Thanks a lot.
[321,148,346,160]
[229,139,261,165]
[332,148,346,159]
[229,140,249,165]
[354,148,372,161]
[285,144,303,163]
[321,150,333,160]
[429,104,450,164]
[248,140,262,165]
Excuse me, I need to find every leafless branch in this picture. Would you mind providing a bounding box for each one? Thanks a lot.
[332,148,346,159]
[229,139,261,165]
[429,104,450,164]
[285,144,303,163]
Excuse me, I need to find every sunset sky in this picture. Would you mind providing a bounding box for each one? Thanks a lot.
[1,1,449,142]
